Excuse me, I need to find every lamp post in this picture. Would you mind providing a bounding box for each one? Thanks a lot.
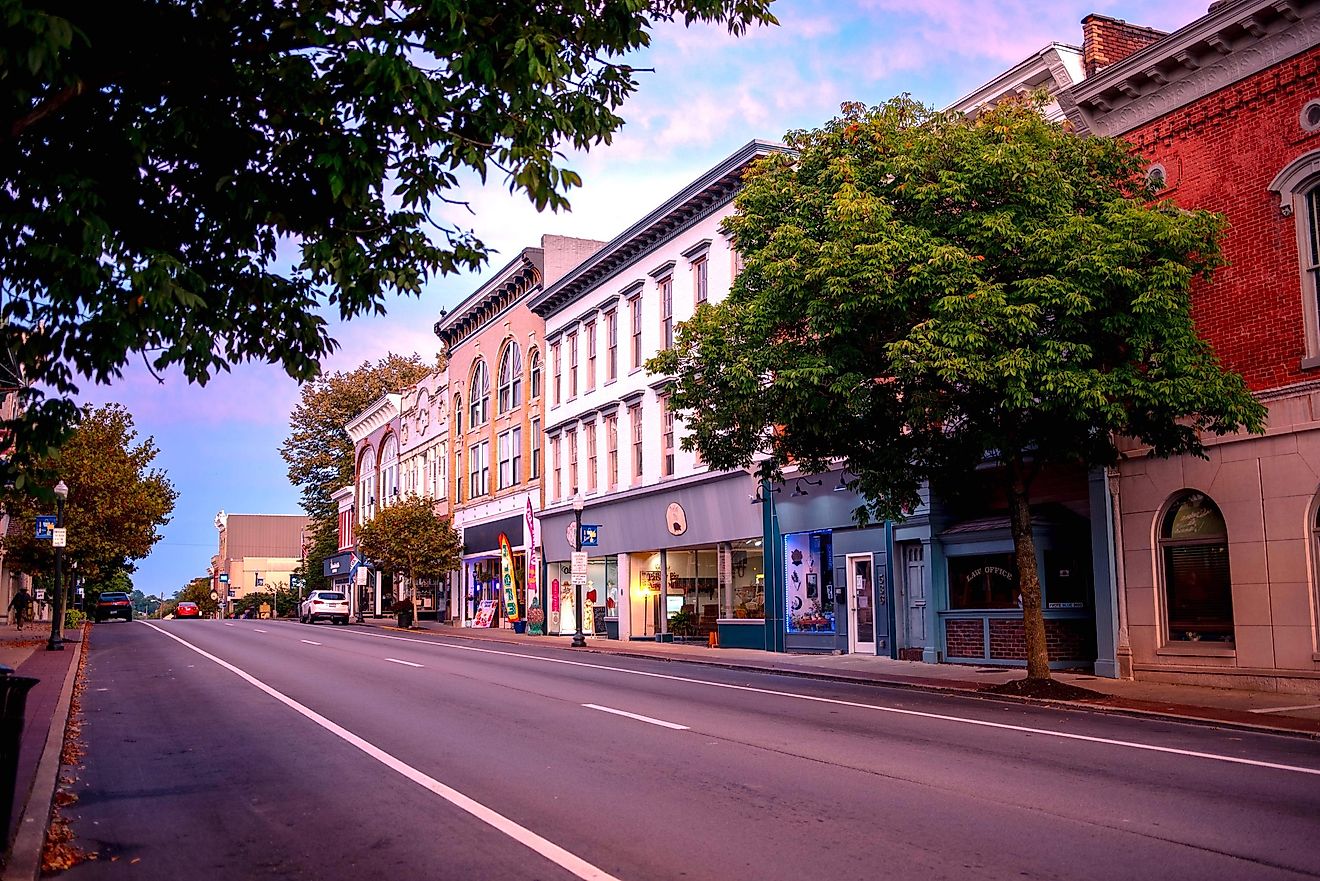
[571,493,586,648]
[46,480,69,652]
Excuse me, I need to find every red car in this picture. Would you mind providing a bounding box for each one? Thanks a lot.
[175,601,201,619]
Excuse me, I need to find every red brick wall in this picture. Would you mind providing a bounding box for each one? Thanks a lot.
[945,619,985,658]
[1120,47,1320,394]
[984,618,1095,661]
[1081,15,1165,76]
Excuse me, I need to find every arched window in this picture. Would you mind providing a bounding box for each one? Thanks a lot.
[498,343,523,413]
[469,360,490,427]
[528,348,542,399]
[380,435,399,506]
[454,394,463,438]
[1268,150,1320,363]
[1160,492,1234,644]
[357,446,377,522]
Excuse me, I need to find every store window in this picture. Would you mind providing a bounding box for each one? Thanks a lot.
[1161,491,1234,643]
[469,360,490,427]
[498,342,523,413]
[948,553,1018,609]
[785,531,835,632]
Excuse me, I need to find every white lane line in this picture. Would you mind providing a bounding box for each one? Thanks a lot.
[223,623,235,627]
[583,704,688,730]
[385,658,423,668]
[329,628,1320,778]
[253,628,268,633]
[1249,703,1320,714]
[301,640,322,646]
[139,622,622,881]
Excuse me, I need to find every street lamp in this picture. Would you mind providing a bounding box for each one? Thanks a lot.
[571,493,586,648]
[46,480,69,652]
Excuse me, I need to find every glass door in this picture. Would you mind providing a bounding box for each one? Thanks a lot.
[847,554,875,654]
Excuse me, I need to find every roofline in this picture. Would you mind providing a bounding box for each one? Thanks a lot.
[529,139,792,318]
[433,248,542,343]
[946,42,1082,112]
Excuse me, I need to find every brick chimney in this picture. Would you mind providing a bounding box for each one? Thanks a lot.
[1081,14,1166,76]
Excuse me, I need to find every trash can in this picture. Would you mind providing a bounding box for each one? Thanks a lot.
[0,664,39,845]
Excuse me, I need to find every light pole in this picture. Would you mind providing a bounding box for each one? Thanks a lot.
[571,493,586,648]
[46,480,69,652]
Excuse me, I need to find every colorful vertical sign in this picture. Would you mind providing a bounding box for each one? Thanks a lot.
[498,532,520,622]
[524,498,540,613]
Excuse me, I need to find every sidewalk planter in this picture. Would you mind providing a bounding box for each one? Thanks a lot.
[512,620,527,634]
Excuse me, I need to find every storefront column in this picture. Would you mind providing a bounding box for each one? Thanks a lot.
[762,477,785,653]
[1090,468,1121,678]
[658,550,669,637]
[616,553,632,641]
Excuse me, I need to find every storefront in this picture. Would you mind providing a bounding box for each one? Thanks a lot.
[322,552,355,595]
[765,472,893,655]
[539,472,767,647]
[460,514,526,627]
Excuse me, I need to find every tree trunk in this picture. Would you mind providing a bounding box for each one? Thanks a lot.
[1007,458,1051,681]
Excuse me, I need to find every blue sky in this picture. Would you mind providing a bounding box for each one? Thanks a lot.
[82,0,1208,595]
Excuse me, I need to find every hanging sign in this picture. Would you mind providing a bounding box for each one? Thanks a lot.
[498,532,520,622]
[525,499,539,611]
[35,516,56,539]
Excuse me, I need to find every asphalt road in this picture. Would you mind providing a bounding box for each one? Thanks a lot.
[60,620,1320,881]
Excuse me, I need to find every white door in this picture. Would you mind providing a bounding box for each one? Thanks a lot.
[901,543,928,654]
[846,554,876,654]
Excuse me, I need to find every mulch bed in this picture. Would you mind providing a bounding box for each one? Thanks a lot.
[982,678,1107,701]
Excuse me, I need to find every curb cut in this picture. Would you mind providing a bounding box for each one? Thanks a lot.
[364,623,1320,740]
[2,634,85,881]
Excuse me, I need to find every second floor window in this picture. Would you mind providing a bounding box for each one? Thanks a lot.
[586,424,598,492]
[606,309,618,382]
[530,418,541,480]
[630,295,642,370]
[606,414,619,489]
[566,428,579,497]
[498,342,523,413]
[630,404,643,483]
[551,435,562,502]
[498,427,522,489]
[529,349,542,399]
[454,395,463,437]
[660,276,674,350]
[692,255,708,306]
[469,440,490,498]
[661,395,675,477]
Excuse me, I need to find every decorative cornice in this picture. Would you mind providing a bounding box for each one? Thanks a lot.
[680,239,713,260]
[648,259,677,279]
[434,248,544,348]
[345,394,401,443]
[1069,0,1320,137]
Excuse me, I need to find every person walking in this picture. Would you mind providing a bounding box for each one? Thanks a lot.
[8,585,33,631]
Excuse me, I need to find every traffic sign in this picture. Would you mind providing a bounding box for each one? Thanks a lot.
[52,527,67,548]
[34,516,56,539]
[580,524,600,547]
[571,551,588,585]
[210,590,218,601]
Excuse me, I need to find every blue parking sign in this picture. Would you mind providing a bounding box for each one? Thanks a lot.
[580,524,601,547]
[35,515,57,539]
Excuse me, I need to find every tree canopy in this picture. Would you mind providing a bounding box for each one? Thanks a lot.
[0,0,777,479]
[177,576,219,618]
[652,97,1265,680]
[0,403,177,583]
[355,496,462,588]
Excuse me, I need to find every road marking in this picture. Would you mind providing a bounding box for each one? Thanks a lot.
[583,704,688,730]
[385,658,423,668]
[223,623,235,627]
[330,628,1320,778]
[300,640,322,646]
[138,622,623,881]
[253,628,267,633]
[1249,703,1320,714]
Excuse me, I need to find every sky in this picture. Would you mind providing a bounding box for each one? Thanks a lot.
[82,0,1210,595]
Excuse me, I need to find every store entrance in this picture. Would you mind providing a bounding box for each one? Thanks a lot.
[847,554,876,654]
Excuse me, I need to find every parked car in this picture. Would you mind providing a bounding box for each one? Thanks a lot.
[94,591,133,623]
[175,601,201,619]
[300,590,350,625]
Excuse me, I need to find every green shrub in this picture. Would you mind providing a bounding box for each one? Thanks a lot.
[65,609,85,629]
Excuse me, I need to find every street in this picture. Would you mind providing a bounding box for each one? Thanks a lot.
[60,621,1320,881]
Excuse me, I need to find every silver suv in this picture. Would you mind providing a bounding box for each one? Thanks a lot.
[299,590,350,625]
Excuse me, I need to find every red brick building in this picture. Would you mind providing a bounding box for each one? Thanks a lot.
[1065,0,1320,691]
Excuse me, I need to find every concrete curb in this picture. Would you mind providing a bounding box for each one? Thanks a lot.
[2,634,85,881]
[369,623,1320,740]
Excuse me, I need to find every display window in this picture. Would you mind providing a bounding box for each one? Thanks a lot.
[784,531,834,632]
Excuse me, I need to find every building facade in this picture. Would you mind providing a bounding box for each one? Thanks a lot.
[321,485,357,600]
[436,235,603,627]
[212,511,310,616]
[398,368,452,619]
[347,393,402,617]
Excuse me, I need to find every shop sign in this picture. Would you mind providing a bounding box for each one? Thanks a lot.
[580,524,600,547]
[34,516,56,539]
[498,532,520,622]
[665,502,687,536]
[473,599,497,628]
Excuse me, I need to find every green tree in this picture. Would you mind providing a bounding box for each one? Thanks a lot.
[0,0,777,481]
[281,353,434,592]
[177,576,219,618]
[0,403,177,584]
[652,98,1265,682]
[356,496,462,603]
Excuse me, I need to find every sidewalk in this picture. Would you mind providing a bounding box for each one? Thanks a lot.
[368,619,1320,737]
[0,625,84,880]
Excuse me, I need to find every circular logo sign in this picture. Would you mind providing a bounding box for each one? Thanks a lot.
[666,502,687,536]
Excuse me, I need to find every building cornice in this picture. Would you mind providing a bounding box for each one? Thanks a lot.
[1068,0,1320,136]
[434,248,544,349]
[529,140,792,319]
[345,393,401,443]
